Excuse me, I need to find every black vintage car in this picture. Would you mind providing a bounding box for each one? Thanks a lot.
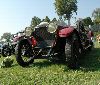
[0,44,3,54]
[1,43,12,57]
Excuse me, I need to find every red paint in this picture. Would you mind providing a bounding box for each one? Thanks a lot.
[58,26,74,37]
[31,37,37,46]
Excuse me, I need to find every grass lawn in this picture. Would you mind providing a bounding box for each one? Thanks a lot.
[0,42,100,85]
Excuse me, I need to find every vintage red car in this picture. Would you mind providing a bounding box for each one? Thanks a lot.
[16,21,93,69]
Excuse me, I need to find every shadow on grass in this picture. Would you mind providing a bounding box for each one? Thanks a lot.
[28,59,66,69]
[27,47,100,72]
[79,47,100,72]
[12,63,19,67]
[16,46,100,72]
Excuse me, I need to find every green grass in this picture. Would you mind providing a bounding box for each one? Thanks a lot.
[0,42,100,85]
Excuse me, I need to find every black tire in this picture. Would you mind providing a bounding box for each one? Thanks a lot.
[65,32,80,69]
[48,37,66,63]
[16,39,34,67]
[2,46,11,57]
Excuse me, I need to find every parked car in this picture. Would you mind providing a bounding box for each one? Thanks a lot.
[1,43,12,57]
[0,44,3,54]
[9,31,25,55]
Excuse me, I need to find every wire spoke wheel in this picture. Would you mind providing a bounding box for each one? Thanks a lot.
[21,45,31,62]
[16,39,34,67]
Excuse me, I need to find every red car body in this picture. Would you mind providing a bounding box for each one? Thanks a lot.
[58,26,74,37]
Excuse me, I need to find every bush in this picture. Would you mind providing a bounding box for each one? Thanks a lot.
[0,56,14,68]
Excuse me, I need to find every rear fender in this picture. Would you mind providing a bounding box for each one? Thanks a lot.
[58,26,74,37]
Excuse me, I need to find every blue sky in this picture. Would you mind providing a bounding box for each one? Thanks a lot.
[0,0,100,37]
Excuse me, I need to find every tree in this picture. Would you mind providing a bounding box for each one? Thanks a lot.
[54,0,77,25]
[83,17,93,27]
[1,32,12,42]
[43,16,50,22]
[92,8,100,24]
[30,16,41,29]
[52,18,57,22]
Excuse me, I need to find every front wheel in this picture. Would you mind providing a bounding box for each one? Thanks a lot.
[65,32,80,69]
[16,39,34,67]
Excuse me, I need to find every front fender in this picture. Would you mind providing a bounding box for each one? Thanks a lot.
[21,36,37,47]
[58,26,74,37]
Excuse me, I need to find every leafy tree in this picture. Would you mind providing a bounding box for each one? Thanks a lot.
[92,8,100,24]
[52,18,57,22]
[43,16,50,22]
[30,16,41,29]
[92,24,100,32]
[54,0,77,25]
[83,17,93,27]
[1,32,12,42]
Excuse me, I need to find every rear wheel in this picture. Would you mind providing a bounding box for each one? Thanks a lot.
[16,39,34,67]
[65,32,80,69]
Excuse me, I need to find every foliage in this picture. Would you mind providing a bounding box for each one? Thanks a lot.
[52,18,57,22]
[42,16,50,22]
[30,16,41,29]
[92,8,100,24]
[54,0,77,25]
[1,32,12,42]
[0,56,14,68]
[0,42,100,85]
[92,24,100,32]
[94,32,100,37]
[83,17,93,27]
